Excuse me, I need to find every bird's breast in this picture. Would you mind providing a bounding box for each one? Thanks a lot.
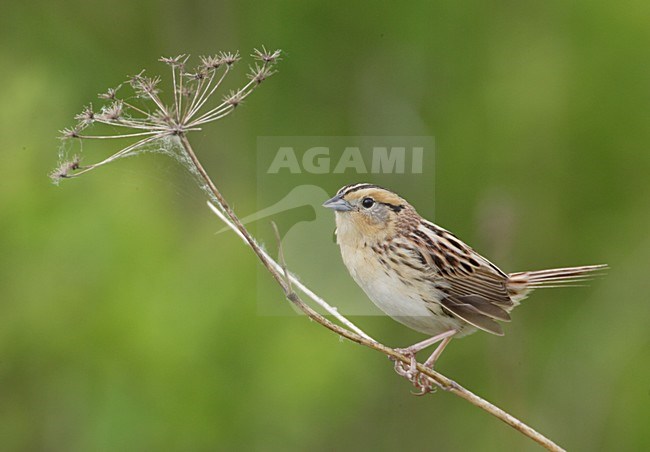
[338,242,460,335]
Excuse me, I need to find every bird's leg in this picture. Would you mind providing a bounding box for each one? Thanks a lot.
[393,329,457,382]
[397,329,457,356]
[423,335,454,368]
[410,335,457,395]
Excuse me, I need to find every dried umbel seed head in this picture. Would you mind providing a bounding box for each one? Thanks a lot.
[59,126,81,140]
[252,46,282,64]
[129,72,161,97]
[52,48,281,183]
[223,89,244,107]
[159,55,188,68]
[199,55,222,71]
[248,63,277,84]
[98,100,124,121]
[98,86,121,100]
[74,105,95,126]
[185,67,209,81]
[49,155,82,183]
[218,51,240,66]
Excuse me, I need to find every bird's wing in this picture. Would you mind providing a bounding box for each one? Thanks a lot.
[410,221,514,335]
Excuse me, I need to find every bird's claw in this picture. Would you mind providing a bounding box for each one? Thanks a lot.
[393,348,418,379]
[391,351,436,395]
[411,372,436,395]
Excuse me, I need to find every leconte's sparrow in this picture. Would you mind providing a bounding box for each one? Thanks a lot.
[324,183,606,391]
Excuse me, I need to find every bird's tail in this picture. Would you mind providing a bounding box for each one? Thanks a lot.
[507,264,608,303]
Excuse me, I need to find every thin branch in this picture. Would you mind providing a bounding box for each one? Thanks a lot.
[271,221,295,295]
[76,131,161,140]
[70,134,166,177]
[121,101,151,117]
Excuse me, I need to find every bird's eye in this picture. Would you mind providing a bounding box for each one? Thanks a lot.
[361,197,375,208]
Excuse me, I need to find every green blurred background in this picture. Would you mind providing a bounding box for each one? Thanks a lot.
[1,1,649,450]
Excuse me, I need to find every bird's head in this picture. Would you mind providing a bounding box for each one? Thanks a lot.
[323,183,415,244]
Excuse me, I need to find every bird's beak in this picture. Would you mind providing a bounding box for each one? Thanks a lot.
[322,195,353,212]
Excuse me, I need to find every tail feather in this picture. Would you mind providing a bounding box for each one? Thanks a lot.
[507,264,608,303]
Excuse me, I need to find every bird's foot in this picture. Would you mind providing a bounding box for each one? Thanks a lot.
[391,350,436,395]
[393,348,418,379]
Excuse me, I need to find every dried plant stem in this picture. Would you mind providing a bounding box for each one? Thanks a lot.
[177,133,564,452]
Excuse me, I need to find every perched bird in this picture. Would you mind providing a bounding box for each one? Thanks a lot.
[323,183,606,385]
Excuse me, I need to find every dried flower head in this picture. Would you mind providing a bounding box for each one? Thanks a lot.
[252,46,282,64]
[99,100,124,121]
[218,51,240,66]
[248,63,277,84]
[129,72,161,97]
[74,104,95,126]
[199,55,222,71]
[185,67,209,81]
[223,89,244,107]
[59,126,81,140]
[49,155,81,184]
[52,48,281,183]
[159,55,188,68]
[98,86,121,100]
